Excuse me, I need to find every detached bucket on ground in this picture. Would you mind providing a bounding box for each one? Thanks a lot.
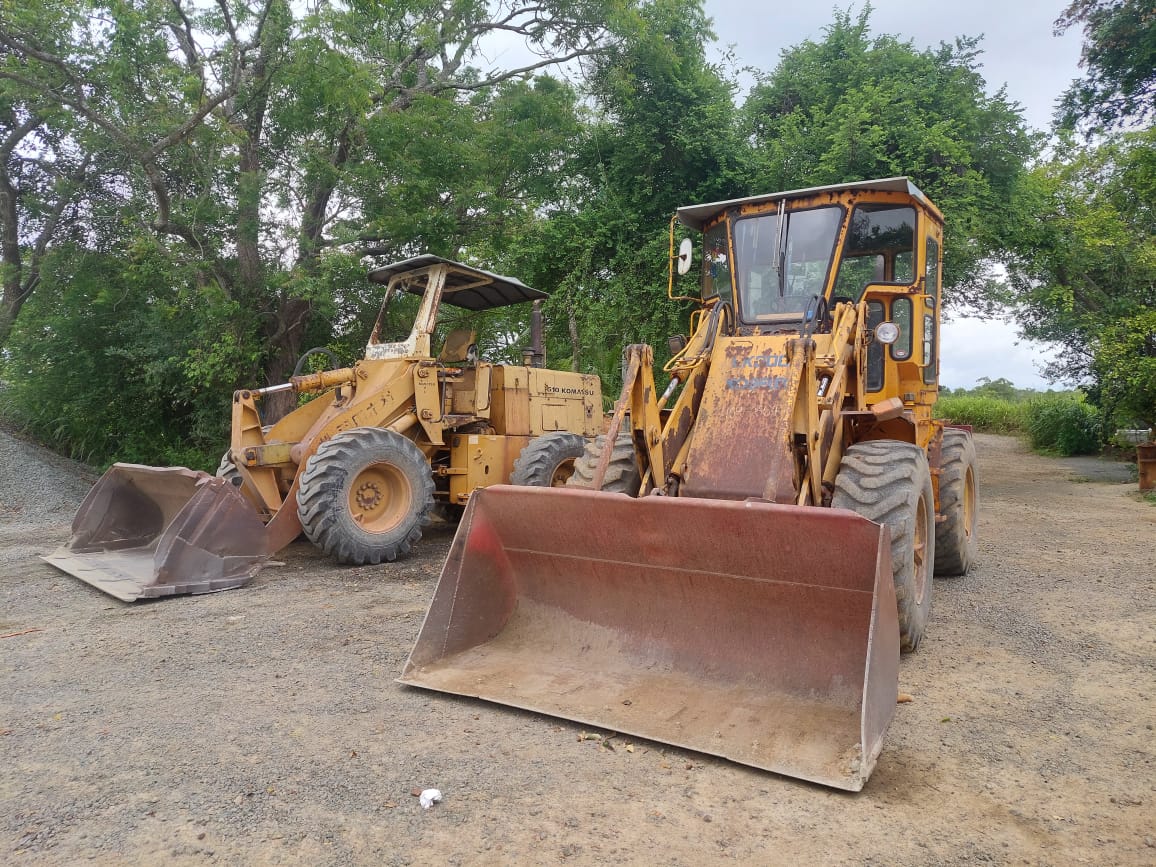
[399,485,899,791]
[42,464,270,602]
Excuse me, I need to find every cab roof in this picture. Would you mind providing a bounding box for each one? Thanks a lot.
[676,177,941,231]
[367,254,548,311]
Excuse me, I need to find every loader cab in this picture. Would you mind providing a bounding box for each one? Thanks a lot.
[680,178,941,334]
[364,255,547,362]
[679,178,944,403]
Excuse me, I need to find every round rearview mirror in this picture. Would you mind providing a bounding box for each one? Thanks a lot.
[676,237,694,275]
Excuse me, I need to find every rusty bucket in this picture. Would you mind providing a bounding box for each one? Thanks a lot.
[42,464,270,602]
[400,485,899,791]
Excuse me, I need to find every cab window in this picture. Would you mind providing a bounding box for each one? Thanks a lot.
[834,204,917,299]
[923,234,940,384]
[702,221,733,305]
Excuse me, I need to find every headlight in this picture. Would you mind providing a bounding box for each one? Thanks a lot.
[875,321,900,345]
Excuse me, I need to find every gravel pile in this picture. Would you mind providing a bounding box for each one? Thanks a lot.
[0,428,97,555]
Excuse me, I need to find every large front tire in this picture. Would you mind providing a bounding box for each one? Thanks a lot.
[297,428,434,565]
[832,440,936,653]
[934,428,979,576]
[510,432,587,487]
[565,430,642,495]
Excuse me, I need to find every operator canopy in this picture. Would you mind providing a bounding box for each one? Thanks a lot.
[368,255,548,311]
[675,177,940,230]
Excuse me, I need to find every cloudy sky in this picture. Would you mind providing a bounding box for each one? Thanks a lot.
[704,1,1085,390]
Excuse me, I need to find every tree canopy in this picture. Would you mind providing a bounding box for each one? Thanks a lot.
[1001,128,1156,428]
[1055,0,1156,133]
[7,1,1150,464]
[742,8,1035,306]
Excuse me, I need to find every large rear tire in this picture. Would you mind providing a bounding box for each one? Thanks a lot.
[934,428,979,576]
[297,428,434,565]
[832,440,936,653]
[565,430,641,495]
[510,432,587,487]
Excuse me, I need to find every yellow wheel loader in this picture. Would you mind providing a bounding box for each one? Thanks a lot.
[400,179,980,791]
[44,256,602,602]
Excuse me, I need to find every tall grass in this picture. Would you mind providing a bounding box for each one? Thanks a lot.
[1024,395,1102,456]
[934,395,1027,434]
[934,392,1103,456]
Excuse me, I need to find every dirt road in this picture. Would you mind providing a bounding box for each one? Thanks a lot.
[1,432,1154,865]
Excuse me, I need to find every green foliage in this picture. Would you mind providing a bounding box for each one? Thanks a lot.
[501,0,749,390]
[742,8,1036,308]
[969,376,1028,402]
[0,243,251,469]
[1055,0,1156,132]
[1001,128,1156,433]
[2,0,1100,468]
[1025,395,1103,456]
[1090,309,1156,431]
[934,395,1028,434]
[0,0,625,462]
[935,386,1105,456]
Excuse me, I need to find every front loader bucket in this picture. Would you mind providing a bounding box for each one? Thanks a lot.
[400,485,899,791]
[42,464,270,602]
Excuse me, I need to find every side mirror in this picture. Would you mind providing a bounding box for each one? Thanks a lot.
[676,238,694,275]
[667,334,688,356]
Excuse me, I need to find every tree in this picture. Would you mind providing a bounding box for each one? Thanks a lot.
[1055,0,1156,133]
[742,8,1037,307]
[0,0,626,405]
[1000,128,1156,429]
[0,0,628,464]
[0,74,103,346]
[506,0,749,384]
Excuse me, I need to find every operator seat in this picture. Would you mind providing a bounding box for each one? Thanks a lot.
[438,328,478,365]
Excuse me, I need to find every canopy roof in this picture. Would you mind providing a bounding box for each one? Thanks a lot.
[367,254,547,311]
[676,177,941,231]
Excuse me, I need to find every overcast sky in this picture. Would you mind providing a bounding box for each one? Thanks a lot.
[703,0,1085,390]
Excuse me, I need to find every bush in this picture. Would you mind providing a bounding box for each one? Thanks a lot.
[1025,396,1102,456]
[934,395,1028,434]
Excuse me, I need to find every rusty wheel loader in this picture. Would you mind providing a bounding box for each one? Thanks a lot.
[44,256,603,602]
[400,179,979,791]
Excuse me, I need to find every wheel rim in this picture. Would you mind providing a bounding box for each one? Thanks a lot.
[913,492,930,602]
[962,466,976,541]
[549,457,577,486]
[348,462,412,533]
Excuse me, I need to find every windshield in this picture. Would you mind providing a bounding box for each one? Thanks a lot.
[734,206,843,322]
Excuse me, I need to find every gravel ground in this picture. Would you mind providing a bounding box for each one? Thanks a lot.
[1,430,1154,865]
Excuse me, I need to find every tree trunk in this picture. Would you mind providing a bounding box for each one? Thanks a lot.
[260,296,313,421]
